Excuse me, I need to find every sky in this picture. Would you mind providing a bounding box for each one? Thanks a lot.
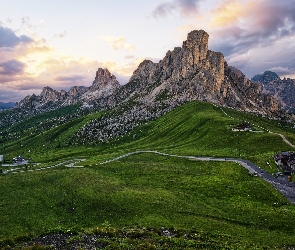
[1,0,295,102]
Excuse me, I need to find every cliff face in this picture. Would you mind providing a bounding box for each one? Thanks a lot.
[6,30,285,146]
[252,71,295,113]
[17,30,279,115]
[124,30,279,114]
[18,68,120,110]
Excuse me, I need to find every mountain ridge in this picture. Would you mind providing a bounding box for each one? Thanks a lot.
[17,30,279,116]
[1,30,285,144]
[0,102,15,111]
[252,71,295,113]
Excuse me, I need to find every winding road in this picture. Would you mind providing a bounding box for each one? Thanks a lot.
[101,150,295,204]
[269,132,295,148]
[2,106,295,204]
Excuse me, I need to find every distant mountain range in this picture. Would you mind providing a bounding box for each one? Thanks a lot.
[251,71,295,113]
[0,30,287,144]
[0,102,15,111]
[17,30,279,116]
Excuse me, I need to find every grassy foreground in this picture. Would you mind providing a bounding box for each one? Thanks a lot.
[1,153,295,248]
[1,101,295,248]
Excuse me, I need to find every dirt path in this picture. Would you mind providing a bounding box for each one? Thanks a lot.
[271,132,295,148]
[218,106,295,149]
[101,150,295,204]
[2,159,85,175]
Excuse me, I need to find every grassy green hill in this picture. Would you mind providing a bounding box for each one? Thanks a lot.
[1,101,295,249]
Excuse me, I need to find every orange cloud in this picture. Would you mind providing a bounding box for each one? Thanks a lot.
[210,0,256,28]
[102,36,136,51]
[0,25,141,102]
[116,58,145,76]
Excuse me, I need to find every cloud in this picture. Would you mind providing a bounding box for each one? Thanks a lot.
[0,26,33,47]
[115,74,130,85]
[269,67,294,75]
[54,74,86,83]
[0,87,35,103]
[0,59,26,75]
[151,2,176,18]
[124,55,135,60]
[114,57,146,76]
[102,36,136,51]
[268,66,295,79]
[6,17,13,24]
[151,0,201,18]
[210,0,295,55]
[54,31,67,38]
[202,0,295,78]
[21,16,30,26]
[0,22,135,102]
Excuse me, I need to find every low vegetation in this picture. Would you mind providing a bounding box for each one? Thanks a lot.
[1,101,295,248]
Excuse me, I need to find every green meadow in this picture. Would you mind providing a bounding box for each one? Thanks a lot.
[1,101,295,248]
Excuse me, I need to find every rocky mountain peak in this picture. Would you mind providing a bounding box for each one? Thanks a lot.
[87,68,121,98]
[40,86,55,97]
[186,30,208,43]
[68,86,88,96]
[228,66,244,78]
[252,71,280,85]
[183,30,209,63]
[125,29,279,115]
[252,70,295,112]
[93,68,117,83]
[16,30,281,117]
[91,68,119,89]
[94,68,114,80]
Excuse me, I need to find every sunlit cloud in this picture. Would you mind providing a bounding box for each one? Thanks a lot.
[115,61,141,77]
[210,0,295,50]
[6,17,13,23]
[203,0,295,77]
[0,26,33,47]
[102,36,136,51]
[2,0,295,103]
[151,0,202,18]
[53,31,67,38]
[124,55,135,60]
[54,74,86,83]
[210,0,250,27]
[0,59,26,75]
[269,67,295,79]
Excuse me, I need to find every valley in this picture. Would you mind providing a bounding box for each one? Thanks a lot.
[1,101,295,249]
[1,0,295,246]
[1,29,295,249]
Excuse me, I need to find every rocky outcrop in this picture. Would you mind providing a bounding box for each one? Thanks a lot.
[3,30,285,146]
[83,68,120,101]
[252,71,295,113]
[18,86,88,110]
[17,30,279,116]
[122,30,279,115]
[18,68,120,110]
[252,71,280,85]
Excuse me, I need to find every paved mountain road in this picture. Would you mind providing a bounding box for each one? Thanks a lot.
[101,150,295,204]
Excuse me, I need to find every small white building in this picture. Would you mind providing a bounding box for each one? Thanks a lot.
[0,155,3,162]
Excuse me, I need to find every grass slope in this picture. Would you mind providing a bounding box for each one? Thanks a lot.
[1,101,295,248]
[1,153,294,248]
